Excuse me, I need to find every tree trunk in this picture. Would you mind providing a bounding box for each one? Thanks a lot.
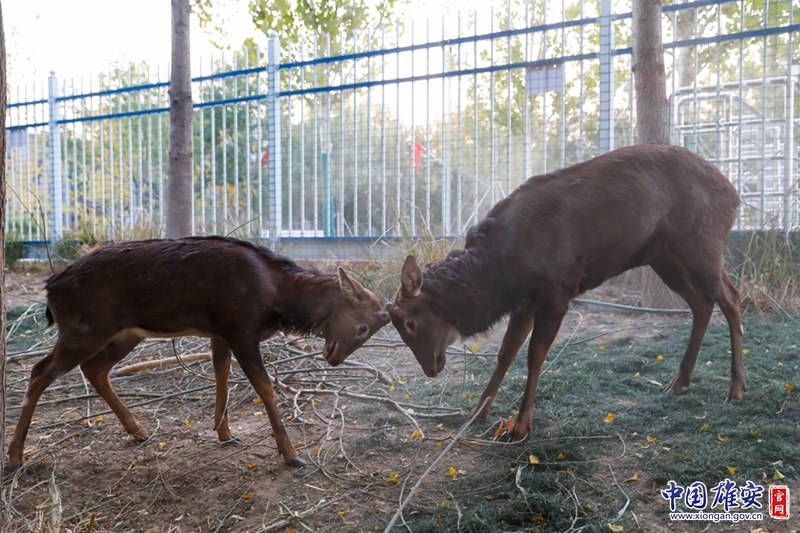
[166,0,193,238]
[632,0,685,309]
[0,0,8,504]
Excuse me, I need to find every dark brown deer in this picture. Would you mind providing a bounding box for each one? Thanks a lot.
[387,144,745,440]
[7,236,390,470]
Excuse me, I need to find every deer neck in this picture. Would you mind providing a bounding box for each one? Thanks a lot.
[424,249,520,338]
[278,272,342,335]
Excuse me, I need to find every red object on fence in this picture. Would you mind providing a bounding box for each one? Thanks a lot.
[414,141,423,172]
[261,149,269,168]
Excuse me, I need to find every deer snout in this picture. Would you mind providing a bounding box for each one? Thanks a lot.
[384,301,395,313]
[378,311,391,326]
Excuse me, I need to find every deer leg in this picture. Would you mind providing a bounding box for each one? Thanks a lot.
[717,271,746,402]
[507,305,567,441]
[7,334,108,470]
[651,260,715,395]
[230,340,304,467]
[468,305,536,423]
[80,332,146,441]
[210,338,238,445]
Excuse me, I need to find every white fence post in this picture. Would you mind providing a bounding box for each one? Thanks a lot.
[598,0,615,155]
[48,70,64,240]
[267,31,283,249]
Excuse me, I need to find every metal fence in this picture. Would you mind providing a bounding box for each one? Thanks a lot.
[5,0,800,252]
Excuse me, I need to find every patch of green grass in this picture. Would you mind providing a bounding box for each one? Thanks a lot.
[389,314,800,532]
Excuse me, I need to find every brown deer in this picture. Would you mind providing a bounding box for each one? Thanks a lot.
[387,144,745,440]
[7,236,390,470]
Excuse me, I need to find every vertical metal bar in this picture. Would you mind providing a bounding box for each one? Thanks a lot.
[442,15,451,235]
[560,0,566,167]
[353,32,359,236]
[300,40,306,236]
[233,53,240,229]
[577,0,584,162]
[136,68,144,227]
[507,1,513,191]
[396,22,401,235]
[147,65,154,227]
[267,31,283,248]
[736,0,744,229]
[127,69,135,231]
[785,6,795,231]
[222,52,228,231]
[381,26,387,236]
[542,0,548,173]
[117,70,125,235]
[256,46,264,235]
[339,31,345,237]
[210,56,217,234]
[324,34,334,236]
[287,44,294,234]
[90,77,97,234]
[245,50,252,232]
[598,0,614,154]
[489,8,495,206]
[457,11,463,233]
[81,78,88,227]
[199,61,206,233]
[367,33,373,237]
[48,71,64,240]
[157,65,165,234]
[425,19,431,232]
[473,10,478,227]
[99,74,107,238]
[524,0,531,174]
[313,36,319,234]
[760,0,768,226]
[410,22,416,237]
[71,79,79,231]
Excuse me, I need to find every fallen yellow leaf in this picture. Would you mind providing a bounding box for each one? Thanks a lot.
[448,467,458,477]
[605,413,614,423]
[388,472,398,483]
[646,435,658,443]
[247,462,258,469]
[556,453,565,460]
[388,385,396,392]
[95,415,104,423]
[254,397,262,404]
[608,523,624,532]
[471,344,478,352]
[242,493,252,500]
[727,466,737,475]
[157,442,166,450]
[183,420,192,430]
[337,510,350,517]
[529,454,539,464]
[656,355,664,361]
[785,383,794,391]
[412,429,421,438]
[626,473,638,482]
[774,469,786,480]
[700,424,710,431]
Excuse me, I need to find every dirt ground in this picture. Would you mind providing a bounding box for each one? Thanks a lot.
[2,269,798,533]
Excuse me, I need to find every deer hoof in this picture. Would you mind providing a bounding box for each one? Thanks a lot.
[132,433,151,444]
[286,456,307,467]
[221,437,242,446]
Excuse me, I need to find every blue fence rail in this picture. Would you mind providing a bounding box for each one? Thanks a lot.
[5,0,800,253]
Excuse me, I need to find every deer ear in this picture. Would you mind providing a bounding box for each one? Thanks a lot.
[400,255,423,297]
[338,266,367,305]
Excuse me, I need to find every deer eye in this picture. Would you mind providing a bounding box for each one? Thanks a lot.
[358,323,368,335]
[405,319,416,331]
